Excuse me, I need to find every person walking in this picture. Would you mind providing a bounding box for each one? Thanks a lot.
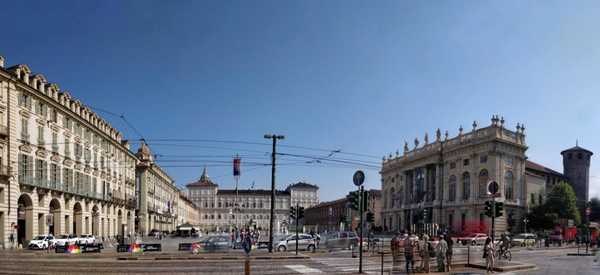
[9,233,14,249]
[445,234,454,271]
[404,234,415,274]
[484,237,496,273]
[436,235,448,272]
[420,234,430,273]
[390,231,402,273]
[242,231,252,257]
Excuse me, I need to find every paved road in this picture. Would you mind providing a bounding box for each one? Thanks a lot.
[0,246,597,274]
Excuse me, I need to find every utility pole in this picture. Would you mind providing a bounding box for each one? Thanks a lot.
[265,134,284,253]
[359,185,364,274]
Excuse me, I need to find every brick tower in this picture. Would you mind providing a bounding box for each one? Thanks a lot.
[561,142,593,207]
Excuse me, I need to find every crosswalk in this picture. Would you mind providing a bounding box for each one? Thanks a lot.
[310,257,388,274]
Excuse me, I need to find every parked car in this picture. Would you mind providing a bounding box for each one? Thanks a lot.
[28,235,55,250]
[512,233,536,247]
[195,236,231,252]
[78,234,96,245]
[54,234,78,246]
[457,233,488,246]
[323,231,359,251]
[276,234,316,252]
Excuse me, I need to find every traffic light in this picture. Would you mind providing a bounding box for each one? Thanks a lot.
[348,191,360,211]
[484,201,493,217]
[366,211,374,223]
[297,207,305,219]
[495,202,504,218]
[362,191,369,211]
[289,206,296,220]
[423,208,428,220]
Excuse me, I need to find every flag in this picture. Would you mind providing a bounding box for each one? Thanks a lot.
[233,157,241,176]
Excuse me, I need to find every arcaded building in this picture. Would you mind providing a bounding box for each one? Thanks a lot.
[0,56,137,247]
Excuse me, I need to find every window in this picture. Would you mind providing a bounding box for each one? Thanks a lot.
[463,159,470,166]
[52,132,58,152]
[568,153,572,160]
[448,175,456,201]
[479,169,489,197]
[37,125,44,143]
[577,153,582,159]
[462,172,470,200]
[50,164,60,189]
[64,139,70,156]
[450,162,456,169]
[18,92,32,110]
[21,118,29,141]
[390,187,395,208]
[480,155,487,163]
[504,157,513,166]
[530,193,535,205]
[18,154,33,185]
[505,171,514,200]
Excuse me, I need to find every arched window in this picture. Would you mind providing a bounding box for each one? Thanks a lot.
[448,175,457,201]
[390,187,396,208]
[478,169,489,197]
[398,186,404,205]
[505,171,514,200]
[462,172,470,200]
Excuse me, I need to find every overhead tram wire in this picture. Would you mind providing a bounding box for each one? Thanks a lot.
[276,152,381,168]
[141,138,381,160]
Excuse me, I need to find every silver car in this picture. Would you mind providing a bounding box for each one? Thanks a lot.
[276,234,316,252]
[324,231,359,251]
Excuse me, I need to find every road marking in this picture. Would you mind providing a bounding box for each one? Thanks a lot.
[285,265,323,273]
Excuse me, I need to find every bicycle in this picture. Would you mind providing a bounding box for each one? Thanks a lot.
[495,246,512,261]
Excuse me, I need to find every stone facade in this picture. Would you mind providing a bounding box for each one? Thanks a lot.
[380,116,529,237]
[0,58,137,248]
[186,168,319,233]
[135,142,180,235]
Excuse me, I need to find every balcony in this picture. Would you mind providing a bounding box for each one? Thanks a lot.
[19,176,122,204]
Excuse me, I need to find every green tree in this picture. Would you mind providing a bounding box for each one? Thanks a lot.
[545,182,581,225]
[589,197,600,222]
[527,203,557,231]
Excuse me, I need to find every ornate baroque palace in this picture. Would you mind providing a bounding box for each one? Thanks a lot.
[381,116,529,236]
[380,116,593,237]
[0,55,199,248]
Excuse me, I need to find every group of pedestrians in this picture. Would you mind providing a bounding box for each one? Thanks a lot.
[391,231,454,273]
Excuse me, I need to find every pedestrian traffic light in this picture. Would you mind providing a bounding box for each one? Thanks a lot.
[297,207,305,219]
[289,206,296,220]
[366,211,374,223]
[495,202,504,218]
[362,191,369,211]
[348,191,360,211]
[484,201,493,217]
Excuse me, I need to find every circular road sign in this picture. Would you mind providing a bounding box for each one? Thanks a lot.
[353,170,365,186]
[488,180,499,195]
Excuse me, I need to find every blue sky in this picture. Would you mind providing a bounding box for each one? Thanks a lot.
[2,0,600,201]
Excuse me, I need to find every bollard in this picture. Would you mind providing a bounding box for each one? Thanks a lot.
[467,244,470,266]
[245,258,250,275]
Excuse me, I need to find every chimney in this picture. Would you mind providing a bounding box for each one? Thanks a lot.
[0,56,4,68]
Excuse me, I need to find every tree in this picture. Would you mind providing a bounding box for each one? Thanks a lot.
[545,182,581,225]
[589,197,600,222]
[527,204,557,231]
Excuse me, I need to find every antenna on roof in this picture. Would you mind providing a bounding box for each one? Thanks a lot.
[576,139,579,147]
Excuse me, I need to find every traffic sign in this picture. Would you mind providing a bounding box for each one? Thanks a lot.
[488,181,499,195]
[353,170,365,186]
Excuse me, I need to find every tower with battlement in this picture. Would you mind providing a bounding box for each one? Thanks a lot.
[561,143,593,207]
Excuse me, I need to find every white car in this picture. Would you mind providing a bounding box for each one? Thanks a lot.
[457,233,488,246]
[78,234,96,245]
[28,235,55,249]
[55,234,78,246]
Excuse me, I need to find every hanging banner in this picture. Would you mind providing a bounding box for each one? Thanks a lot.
[233,157,241,176]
